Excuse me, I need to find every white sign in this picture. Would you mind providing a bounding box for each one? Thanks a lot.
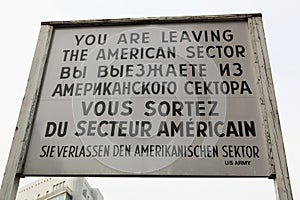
[23,20,271,176]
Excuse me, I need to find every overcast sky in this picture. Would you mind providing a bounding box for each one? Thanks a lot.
[0,0,299,199]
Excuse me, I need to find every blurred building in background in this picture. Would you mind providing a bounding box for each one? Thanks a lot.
[16,177,103,200]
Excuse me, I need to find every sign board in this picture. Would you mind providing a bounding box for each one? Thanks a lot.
[21,15,273,177]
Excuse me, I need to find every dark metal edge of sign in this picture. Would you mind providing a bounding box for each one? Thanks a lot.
[19,173,273,179]
[41,13,262,27]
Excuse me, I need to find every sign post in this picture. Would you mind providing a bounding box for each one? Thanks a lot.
[248,16,293,200]
[0,14,293,199]
[0,25,53,200]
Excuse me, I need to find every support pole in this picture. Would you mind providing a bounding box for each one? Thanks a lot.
[250,16,293,200]
[0,25,53,200]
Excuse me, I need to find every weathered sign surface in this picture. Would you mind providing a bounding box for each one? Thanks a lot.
[22,17,271,176]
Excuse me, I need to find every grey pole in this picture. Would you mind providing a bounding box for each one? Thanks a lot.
[0,25,53,200]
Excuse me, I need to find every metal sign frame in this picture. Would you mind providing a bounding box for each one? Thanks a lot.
[0,14,293,200]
